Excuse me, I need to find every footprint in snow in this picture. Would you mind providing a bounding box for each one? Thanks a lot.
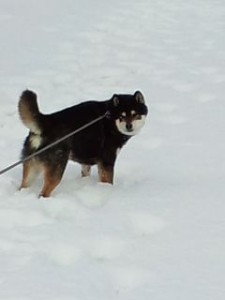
[128,212,165,236]
[88,236,126,260]
[76,183,113,208]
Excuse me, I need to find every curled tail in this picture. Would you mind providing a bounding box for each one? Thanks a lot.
[18,90,42,134]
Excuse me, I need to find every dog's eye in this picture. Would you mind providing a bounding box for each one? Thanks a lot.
[132,112,141,119]
[131,111,138,118]
[135,114,142,120]
[119,115,126,121]
[119,112,126,121]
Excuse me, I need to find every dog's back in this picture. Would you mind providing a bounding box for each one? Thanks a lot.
[19,90,107,140]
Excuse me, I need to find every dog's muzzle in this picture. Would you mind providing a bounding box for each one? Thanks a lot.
[126,123,133,132]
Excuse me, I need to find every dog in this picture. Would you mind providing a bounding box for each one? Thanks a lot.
[18,90,148,197]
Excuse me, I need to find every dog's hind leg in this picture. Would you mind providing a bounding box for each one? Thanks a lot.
[81,164,91,177]
[20,160,40,190]
[39,164,65,198]
[39,152,69,198]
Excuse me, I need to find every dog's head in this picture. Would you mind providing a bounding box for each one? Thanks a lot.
[109,91,148,136]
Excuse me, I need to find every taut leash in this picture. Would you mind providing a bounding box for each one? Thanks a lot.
[0,112,108,175]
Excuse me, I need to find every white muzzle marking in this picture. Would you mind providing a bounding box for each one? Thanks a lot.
[116,115,146,136]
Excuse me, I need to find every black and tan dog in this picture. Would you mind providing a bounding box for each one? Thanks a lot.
[18,90,148,197]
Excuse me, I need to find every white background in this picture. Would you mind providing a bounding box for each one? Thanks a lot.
[0,0,224,299]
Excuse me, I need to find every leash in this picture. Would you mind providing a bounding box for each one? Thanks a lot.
[0,112,108,175]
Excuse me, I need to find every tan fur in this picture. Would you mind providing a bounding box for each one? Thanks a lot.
[39,165,63,198]
[20,160,41,189]
[98,163,113,184]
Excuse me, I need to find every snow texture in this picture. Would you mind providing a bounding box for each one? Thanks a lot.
[0,0,225,299]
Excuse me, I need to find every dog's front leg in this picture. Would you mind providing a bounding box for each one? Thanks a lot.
[97,162,114,184]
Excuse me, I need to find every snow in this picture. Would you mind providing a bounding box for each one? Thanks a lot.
[0,0,225,299]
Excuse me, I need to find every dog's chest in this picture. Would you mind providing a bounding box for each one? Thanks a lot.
[70,125,130,163]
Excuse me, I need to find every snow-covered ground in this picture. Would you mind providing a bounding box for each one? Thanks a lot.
[0,0,225,299]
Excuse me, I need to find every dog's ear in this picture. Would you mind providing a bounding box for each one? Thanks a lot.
[112,95,120,106]
[134,91,145,104]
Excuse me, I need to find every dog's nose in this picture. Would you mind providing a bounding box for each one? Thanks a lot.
[126,123,133,131]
